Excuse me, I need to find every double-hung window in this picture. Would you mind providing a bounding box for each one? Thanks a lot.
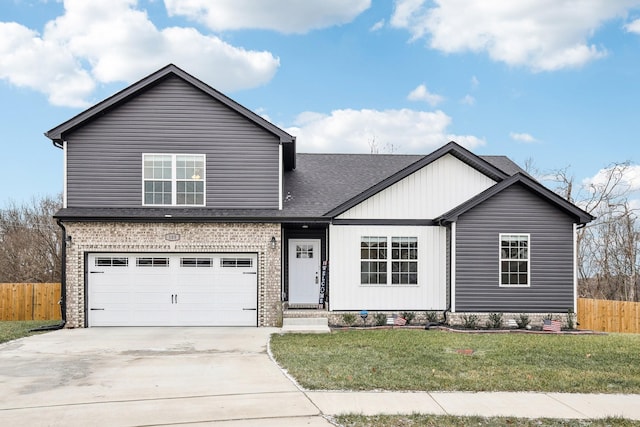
[143,154,205,206]
[361,236,418,285]
[499,233,529,286]
[361,237,387,284]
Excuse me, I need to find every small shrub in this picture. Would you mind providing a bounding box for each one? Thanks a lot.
[401,311,416,325]
[461,314,479,329]
[341,313,357,326]
[486,312,503,329]
[566,308,575,330]
[425,311,440,323]
[374,312,387,326]
[515,314,530,329]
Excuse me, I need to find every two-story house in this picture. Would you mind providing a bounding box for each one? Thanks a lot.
[46,64,594,328]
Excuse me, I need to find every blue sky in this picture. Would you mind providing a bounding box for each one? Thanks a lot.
[1,0,639,207]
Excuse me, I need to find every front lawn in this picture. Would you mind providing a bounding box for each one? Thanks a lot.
[270,329,640,393]
[0,320,61,344]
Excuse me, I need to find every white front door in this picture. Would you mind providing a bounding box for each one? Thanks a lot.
[288,239,321,307]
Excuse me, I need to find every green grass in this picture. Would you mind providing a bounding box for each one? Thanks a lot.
[0,320,61,344]
[334,414,640,427]
[270,329,640,393]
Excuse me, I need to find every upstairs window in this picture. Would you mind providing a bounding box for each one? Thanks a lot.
[143,154,205,206]
[499,234,529,286]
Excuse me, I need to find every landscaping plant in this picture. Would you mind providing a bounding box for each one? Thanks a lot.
[373,313,387,326]
[400,311,416,325]
[341,313,357,326]
[486,312,503,329]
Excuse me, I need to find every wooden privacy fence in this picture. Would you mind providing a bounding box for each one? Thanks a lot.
[578,298,640,333]
[0,283,62,321]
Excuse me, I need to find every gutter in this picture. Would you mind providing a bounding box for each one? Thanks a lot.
[31,220,67,331]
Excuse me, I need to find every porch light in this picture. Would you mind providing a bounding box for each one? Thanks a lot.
[270,236,277,249]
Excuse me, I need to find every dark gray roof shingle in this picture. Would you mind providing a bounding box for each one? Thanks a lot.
[55,150,528,221]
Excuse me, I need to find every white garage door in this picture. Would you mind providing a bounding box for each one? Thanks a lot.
[87,253,258,326]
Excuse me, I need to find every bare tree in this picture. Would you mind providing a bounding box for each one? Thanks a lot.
[547,162,639,301]
[0,195,62,283]
[368,136,399,154]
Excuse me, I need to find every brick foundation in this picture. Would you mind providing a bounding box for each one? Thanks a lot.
[62,221,282,328]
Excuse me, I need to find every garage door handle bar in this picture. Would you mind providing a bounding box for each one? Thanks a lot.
[90,308,105,311]
[242,308,257,311]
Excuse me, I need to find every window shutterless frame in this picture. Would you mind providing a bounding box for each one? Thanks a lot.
[499,233,530,287]
[360,235,419,286]
[142,153,206,206]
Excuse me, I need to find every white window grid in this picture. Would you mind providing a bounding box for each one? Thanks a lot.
[142,153,205,206]
[499,233,530,287]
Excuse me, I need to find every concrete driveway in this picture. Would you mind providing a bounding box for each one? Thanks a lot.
[0,328,330,426]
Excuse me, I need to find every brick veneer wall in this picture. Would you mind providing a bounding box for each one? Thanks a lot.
[63,221,282,328]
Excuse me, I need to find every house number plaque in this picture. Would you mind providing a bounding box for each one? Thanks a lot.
[165,233,180,241]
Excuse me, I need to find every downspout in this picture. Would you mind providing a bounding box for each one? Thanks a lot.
[426,219,452,329]
[30,138,68,331]
[31,219,67,331]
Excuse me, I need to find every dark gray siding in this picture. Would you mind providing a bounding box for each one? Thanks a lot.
[66,76,280,208]
[455,184,575,312]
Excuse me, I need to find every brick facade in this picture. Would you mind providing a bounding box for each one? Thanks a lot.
[63,221,282,328]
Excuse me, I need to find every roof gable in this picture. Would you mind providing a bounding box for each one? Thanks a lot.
[436,172,595,225]
[45,64,296,168]
[324,141,510,217]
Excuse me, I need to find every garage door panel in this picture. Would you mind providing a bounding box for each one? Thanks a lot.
[88,253,258,327]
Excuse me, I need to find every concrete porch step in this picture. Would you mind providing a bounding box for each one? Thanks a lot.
[281,317,330,333]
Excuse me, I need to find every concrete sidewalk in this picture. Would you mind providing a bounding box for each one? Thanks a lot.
[304,391,640,421]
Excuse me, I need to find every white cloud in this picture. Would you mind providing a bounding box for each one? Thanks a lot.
[0,0,280,107]
[584,164,640,193]
[0,22,94,107]
[285,108,484,153]
[407,84,444,106]
[471,75,479,88]
[510,132,537,143]
[625,18,640,33]
[460,95,475,105]
[390,0,639,71]
[164,0,371,34]
[370,19,385,32]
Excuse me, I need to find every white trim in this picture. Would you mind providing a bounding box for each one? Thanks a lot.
[450,222,456,312]
[498,233,531,287]
[141,153,206,207]
[278,144,283,210]
[573,223,578,314]
[62,140,68,208]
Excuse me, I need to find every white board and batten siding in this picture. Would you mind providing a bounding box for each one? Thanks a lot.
[336,154,497,219]
[329,225,447,311]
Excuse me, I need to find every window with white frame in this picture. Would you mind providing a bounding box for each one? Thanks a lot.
[360,236,387,284]
[143,154,205,206]
[499,234,529,286]
[361,236,418,285]
[391,237,418,284]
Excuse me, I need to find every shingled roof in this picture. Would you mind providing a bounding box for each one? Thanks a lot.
[54,144,531,222]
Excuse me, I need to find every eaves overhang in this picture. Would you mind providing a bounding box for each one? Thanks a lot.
[45,64,295,146]
[53,208,330,225]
